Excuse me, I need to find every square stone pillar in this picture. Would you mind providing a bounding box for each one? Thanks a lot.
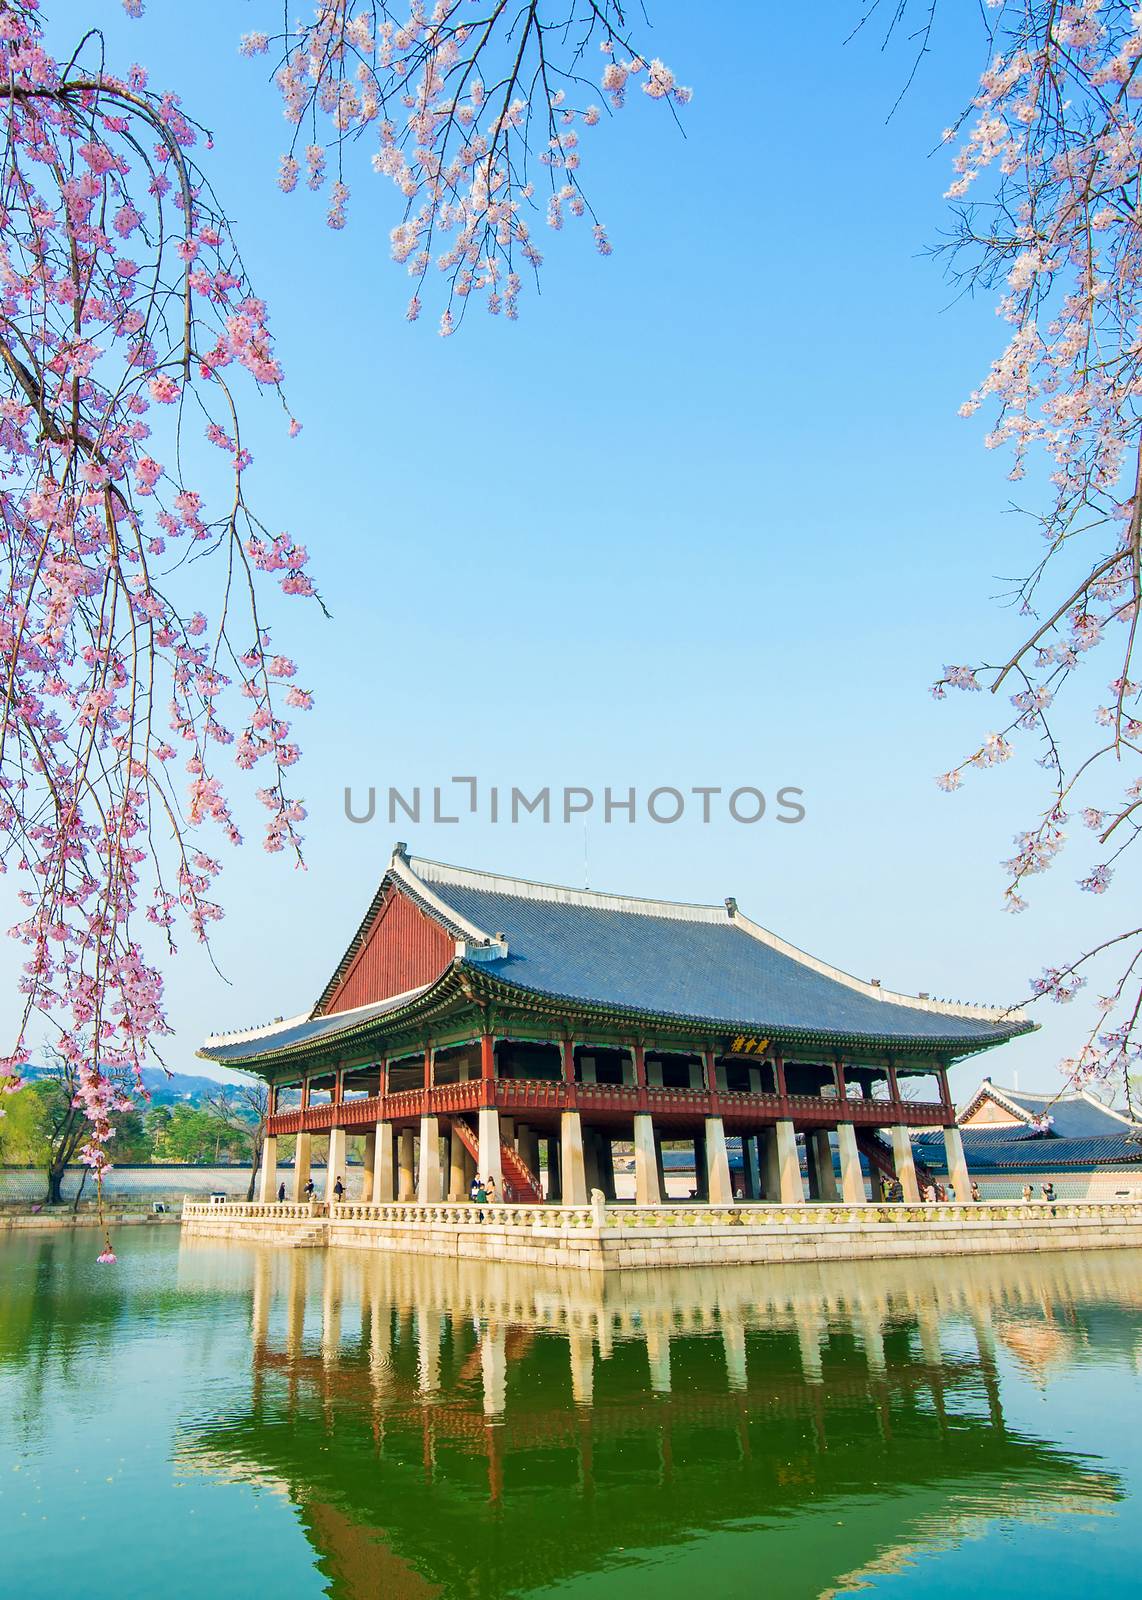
[836,1122,867,1204]
[891,1125,921,1202]
[291,1131,311,1201]
[705,1116,735,1204]
[943,1124,972,1200]
[693,1132,709,1200]
[372,1123,395,1202]
[325,1127,347,1202]
[760,1126,781,1201]
[654,1133,667,1198]
[361,1129,376,1202]
[477,1106,503,1193]
[775,1119,805,1203]
[418,1114,441,1202]
[560,1110,588,1205]
[744,1134,761,1199]
[258,1135,278,1202]
[812,1130,839,1201]
[448,1122,469,1200]
[583,1128,601,1196]
[633,1113,661,1205]
[398,1129,416,1201]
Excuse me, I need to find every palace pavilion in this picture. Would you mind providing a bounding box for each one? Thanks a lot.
[199,844,1033,1208]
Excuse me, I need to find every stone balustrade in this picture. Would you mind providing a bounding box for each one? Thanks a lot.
[182,1194,1142,1271]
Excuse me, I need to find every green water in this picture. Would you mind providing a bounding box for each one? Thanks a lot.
[2,1232,1140,1599]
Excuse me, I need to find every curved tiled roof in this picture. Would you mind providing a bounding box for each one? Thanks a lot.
[411,856,1030,1050]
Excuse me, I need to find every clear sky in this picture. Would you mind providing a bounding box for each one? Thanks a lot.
[12,0,1134,1104]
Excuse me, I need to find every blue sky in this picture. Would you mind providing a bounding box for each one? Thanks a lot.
[13,0,1135,1102]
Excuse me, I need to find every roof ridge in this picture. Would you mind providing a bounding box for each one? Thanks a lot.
[408,853,729,924]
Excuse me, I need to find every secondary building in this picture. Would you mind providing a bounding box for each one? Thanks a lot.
[199,844,1033,1207]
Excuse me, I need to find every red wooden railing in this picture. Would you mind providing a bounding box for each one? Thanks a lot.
[267,1080,951,1137]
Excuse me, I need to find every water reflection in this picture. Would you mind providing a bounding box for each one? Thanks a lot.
[171,1245,1137,1598]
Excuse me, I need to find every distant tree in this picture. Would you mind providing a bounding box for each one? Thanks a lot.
[203,1081,271,1201]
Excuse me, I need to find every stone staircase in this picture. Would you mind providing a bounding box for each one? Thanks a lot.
[856,1128,934,1191]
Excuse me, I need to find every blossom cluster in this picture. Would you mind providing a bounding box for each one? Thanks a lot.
[243,2,688,325]
[0,3,313,1185]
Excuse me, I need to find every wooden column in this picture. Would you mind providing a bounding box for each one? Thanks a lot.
[703,1049,717,1094]
[835,1060,847,1102]
[937,1064,953,1111]
[887,1060,900,1104]
[634,1043,647,1110]
[774,1049,787,1100]
[301,1078,311,1110]
[424,1044,433,1092]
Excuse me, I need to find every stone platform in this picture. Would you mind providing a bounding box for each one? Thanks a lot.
[181,1196,1142,1272]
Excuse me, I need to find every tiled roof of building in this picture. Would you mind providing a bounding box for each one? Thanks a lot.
[958,1079,1138,1138]
[407,853,1030,1049]
[914,1128,1142,1172]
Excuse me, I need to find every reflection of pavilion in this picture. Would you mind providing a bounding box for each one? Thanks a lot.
[177,1247,1128,1599]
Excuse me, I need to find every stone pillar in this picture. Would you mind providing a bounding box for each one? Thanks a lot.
[325,1127,347,1202]
[418,1114,441,1202]
[448,1122,468,1200]
[398,1129,416,1201]
[372,1122,395,1202]
[360,1129,376,1203]
[654,1133,667,1199]
[943,1124,972,1201]
[775,1120,805,1204]
[633,1113,661,1205]
[291,1130,311,1201]
[583,1128,601,1196]
[744,1134,761,1200]
[560,1110,588,1205]
[478,1105,503,1193]
[598,1134,617,1201]
[760,1125,781,1201]
[258,1135,278,1202]
[705,1116,735,1203]
[836,1123,867,1204]
[891,1125,921,1203]
[812,1130,839,1201]
[546,1135,562,1202]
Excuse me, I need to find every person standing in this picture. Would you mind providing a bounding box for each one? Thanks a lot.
[485,1175,497,1204]
[277,1180,286,1203]
[333,1174,345,1202]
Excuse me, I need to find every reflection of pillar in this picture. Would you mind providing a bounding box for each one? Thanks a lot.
[325,1127,347,1202]
[837,1123,867,1204]
[398,1129,416,1200]
[251,1251,271,1346]
[760,1126,781,1201]
[705,1117,734,1203]
[258,1136,278,1202]
[291,1131,311,1201]
[373,1122,395,1203]
[744,1135,761,1200]
[722,1320,747,1391]
[943,1125,972,1200]
[891,1126,921,1203]
[560,1111,588,1205]
[361,1129,376,1202]
[795,1307,824,1384]
[418,1114,441,1202]
[569,1330,595,1405]
[417,1307,441,1393]
[286,1254,308,1357]
[481,1323,506,1417]
[633,1113,661,1204]
[321,1256,341,1362]
[448,1123,468,1200]
[645,1321,672,1393]
[858,1302,886,1374]
[776,1120,805,1203]
[477,1106,503,1192]
[812,1131,839,1201]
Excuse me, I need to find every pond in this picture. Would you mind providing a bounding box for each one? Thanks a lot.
[2,1230,1140,1598]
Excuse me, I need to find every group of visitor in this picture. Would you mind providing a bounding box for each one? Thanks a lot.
[874,1177,983,1204]
[469,1175,500,1205]
[1023,1182,1056,1202]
